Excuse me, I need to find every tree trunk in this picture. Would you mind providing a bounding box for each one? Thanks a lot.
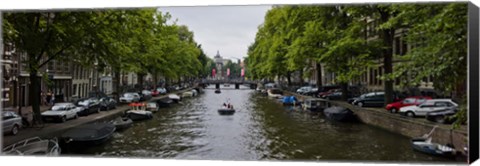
[287,72,292,86]
[113,68,121,102]
[340,82,349,101]
[299,70,304,86]
[29,70,42,124]
[381,11,395,106]
[137,72,144,89]
[316,62,322,88]
[153,73,158,89]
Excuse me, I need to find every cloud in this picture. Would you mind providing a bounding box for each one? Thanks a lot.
[158,5,272,60]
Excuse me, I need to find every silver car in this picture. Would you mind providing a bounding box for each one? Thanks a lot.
[2,111,23,135]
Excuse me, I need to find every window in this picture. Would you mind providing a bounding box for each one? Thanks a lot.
[401,39,408,55]
[416,98,427,104]
[73,84,77,95]
[434,102,448,107]
[403,98,415,104]
[395,37,401,55]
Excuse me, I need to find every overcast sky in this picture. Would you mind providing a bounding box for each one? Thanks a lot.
[157,5,272,61]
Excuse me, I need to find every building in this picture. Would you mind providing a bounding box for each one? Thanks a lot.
[214,50,225,79]
[2,43,19,108]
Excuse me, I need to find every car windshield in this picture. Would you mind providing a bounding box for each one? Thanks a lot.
[52,105,68,111]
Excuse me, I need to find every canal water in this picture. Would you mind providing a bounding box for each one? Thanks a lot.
[70,85,457,163]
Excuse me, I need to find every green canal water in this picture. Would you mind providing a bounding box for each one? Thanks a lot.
[68,85,459,163]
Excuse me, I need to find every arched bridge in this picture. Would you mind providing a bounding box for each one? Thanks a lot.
[198,79,260,89]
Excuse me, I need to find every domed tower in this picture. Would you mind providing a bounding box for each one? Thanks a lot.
[214,50,223,79]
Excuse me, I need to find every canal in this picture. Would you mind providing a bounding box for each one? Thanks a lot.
[69,85,456,163]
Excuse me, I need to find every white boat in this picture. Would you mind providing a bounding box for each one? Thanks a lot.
[3,137,61,156]
[191,89,198,96]
[182,91,194,98]
[168,94,181,102]
[126,103,153,121]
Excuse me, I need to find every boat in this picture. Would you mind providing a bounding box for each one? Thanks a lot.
[156,98,173,108]
[191,89,198,96]
[218,107,235,115]
[3,137,61,156]
[411,137,456,157]
[146,102,160,112]
[302,98,330,112]
[214,89,221,94]
[182,91,194,98]
[126,103,153,121]
[282,96,300,106]
[323,106,356,122]
[60,123,116,149]
[168,94,181,103]
[410,126,456,158]
[111,117,133,131]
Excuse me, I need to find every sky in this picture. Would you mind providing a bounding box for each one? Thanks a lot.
[157,5,272,61]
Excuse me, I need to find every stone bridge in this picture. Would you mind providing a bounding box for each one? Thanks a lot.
[198,79,260,89]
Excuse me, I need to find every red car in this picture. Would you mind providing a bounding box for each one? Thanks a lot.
[151,89,160,97]
[385,96,432,113]
[318,89,341,98]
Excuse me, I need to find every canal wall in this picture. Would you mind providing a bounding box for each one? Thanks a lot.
[281,91,468,155]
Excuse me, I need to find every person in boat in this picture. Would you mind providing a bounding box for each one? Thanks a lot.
[227,103,231,109]
[223,103,227,108]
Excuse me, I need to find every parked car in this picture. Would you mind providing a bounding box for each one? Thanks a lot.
[76,98,102,116]
[99,97,117,111]
[151,89,160,97]
[2,111,23,135]
[296,86,314,95]
[119,92,141,103]
[318,89,341,98]
[385,96,432,113]
[41,103,80,123]
[305,87,319,96]
[157,87,167,94]
[267,88,283,98]
[351,92,400,107]
[425,108,458,124]
[324,91,354,101]
[399,99,458,117]
[140,90,153,101]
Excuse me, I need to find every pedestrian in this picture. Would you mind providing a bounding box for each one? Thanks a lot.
[46,90,52,106]
[50,95,55,106]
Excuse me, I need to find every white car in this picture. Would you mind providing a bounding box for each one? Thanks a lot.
[399,99,458,117]
[157,87,167,94]
[41,103,80,122]
[119,93,141,103]
[296,86,313,94]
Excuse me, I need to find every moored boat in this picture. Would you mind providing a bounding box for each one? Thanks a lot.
[411,137,456,158]
[182,91,194,98]
[60,123,116,150]
[3,137,61,156]
[323,106,356,122]
[126,103,153,121]
[302,98,330,112]
[111,117,133,131]
[168,94,181,103]
[282,96,300,106]
[156,98,173,107]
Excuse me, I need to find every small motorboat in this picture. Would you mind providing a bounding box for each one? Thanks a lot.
[3,137,61,156]
[156,98,173,108]
[218,108,235,115]
[168,94,181,103]
[146,102,160,112]
[60,123,116,149]
[126,103,153,121]
[282,96,300,106]
[182,91,194,98]
[191,89,198,96]
[302,98,330,112]
[111,117,133,131]
[411,137,456,158]
[323,106,356,122]
[214,89,221,94]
